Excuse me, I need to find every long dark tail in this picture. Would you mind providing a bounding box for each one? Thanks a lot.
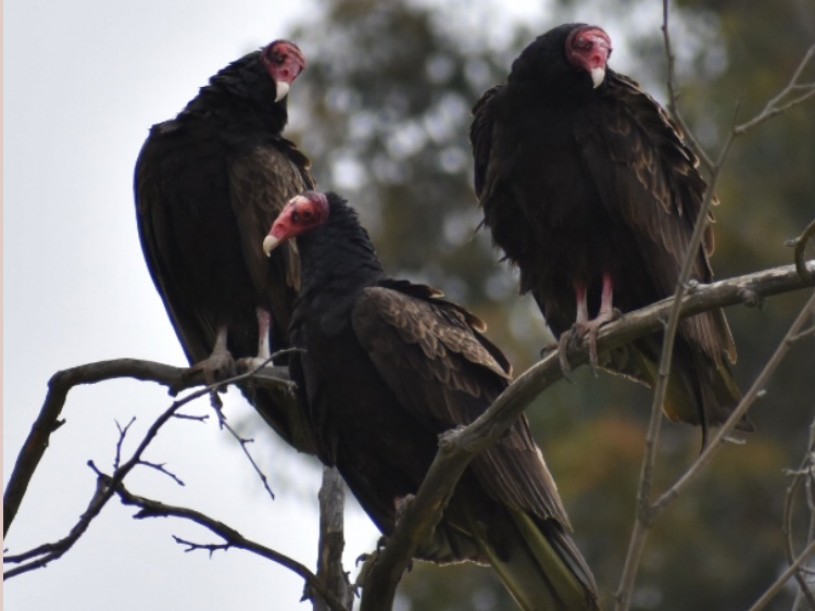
[471,508,599,611]
[628,339,752,443]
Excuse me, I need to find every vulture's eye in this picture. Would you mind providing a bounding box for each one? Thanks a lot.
[301,209,314,221]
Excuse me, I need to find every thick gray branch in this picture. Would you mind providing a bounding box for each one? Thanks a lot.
[359,261,815,610]
[314,467,354,611]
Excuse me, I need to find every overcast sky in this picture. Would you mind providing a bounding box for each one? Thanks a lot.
[3,2,383,610]
[3,2,663,610]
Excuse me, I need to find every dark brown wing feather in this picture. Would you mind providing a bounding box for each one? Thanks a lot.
[352,285,570,525]
[576,71,736,365]
[470,85,539,274]
[471,85,502,199]
[136,131,312,362]
[135,120,224,363]
[230,143,313,331]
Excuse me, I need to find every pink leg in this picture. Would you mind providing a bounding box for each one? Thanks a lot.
[557,281,590,373]
[597,273,615,324]
[558,274,616,372]
[576,273,615,368]
[575,282,589,324]
[187,324,235,407]
[238,306,272,373]
[256,307,271,362]
[236,307,274,374]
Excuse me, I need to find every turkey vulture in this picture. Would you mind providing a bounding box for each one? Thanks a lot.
[135,40,315,449]
[470,23,749,435]
[263,191,599,610]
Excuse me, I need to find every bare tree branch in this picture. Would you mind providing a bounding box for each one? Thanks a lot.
[615,103,739,611]
[746,539,815,611]
[3,357,293,536]
[97,474,350,611]
[789,218,815,282]
[785,416,815,609]
[661,0,714,171]
[613,10,815,608]
[655,291,815,509]
[209,406,277,501]
[5,257,812,608]
[358,261,815,610]
[314,467,354,611]
[3,388,198,578]
[733,43,815,136]
[662,0,815,169]
[4,353,353,611]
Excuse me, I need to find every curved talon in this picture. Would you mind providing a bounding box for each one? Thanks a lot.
[539,341,559,359]
[580,323,601,376]
[187,352,236,385]
[354,536,389,592]
[557,332,574,379]
[236,356,272,374]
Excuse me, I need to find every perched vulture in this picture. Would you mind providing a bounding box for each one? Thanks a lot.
[470,23,749,435]
[263,191,599,611]
[135,40,314,448]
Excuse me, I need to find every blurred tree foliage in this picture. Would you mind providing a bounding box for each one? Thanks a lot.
[286,1,815,609]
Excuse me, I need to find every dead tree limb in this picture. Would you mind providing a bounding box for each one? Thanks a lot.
[314,466,354,611]
[358,262,815,611]
[99,474,350,611]
[3,359,292,536]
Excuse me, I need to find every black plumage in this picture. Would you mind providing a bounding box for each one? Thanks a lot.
[470,23,748,434]
[135,40,314,447]
[264,191,599,611]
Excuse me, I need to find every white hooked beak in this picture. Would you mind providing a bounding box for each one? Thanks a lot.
[274,81,290,102]
[263,234,280,257]
[590,66,605,89]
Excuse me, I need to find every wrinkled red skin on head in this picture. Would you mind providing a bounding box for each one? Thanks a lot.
[262,40,307,85]
[269,191,330,244]
[565,26,612,74]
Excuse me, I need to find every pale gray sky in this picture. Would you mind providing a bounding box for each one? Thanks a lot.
[4,2,662,609]
[3,2,382,610]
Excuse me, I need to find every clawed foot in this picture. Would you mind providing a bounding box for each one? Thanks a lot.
[354,536,389,593]
[185,350,236,408]
[573,319,604,375]
[394,493,415,526]
[236,355,273,374]
[556,332,577,377]
[559,310,620,376]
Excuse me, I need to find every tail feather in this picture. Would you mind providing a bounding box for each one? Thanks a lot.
[630,341,753,440]
[470,508,599,611]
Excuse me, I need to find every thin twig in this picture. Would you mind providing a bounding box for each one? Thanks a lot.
[788,218,815,282]
[140,461,186,487]
[114,417,137,470]
[211,411,277,501]
[616,291,815,610]
[746,539,815,611]
[614,105,739,611]
[614,14,815,608]
[661,0,714,171]
[3,355,297,536]
[734,43,815,136]
[102,476,349,611]
[655,291,815,509]
[787,417,815,610]
[3,388,198,578]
